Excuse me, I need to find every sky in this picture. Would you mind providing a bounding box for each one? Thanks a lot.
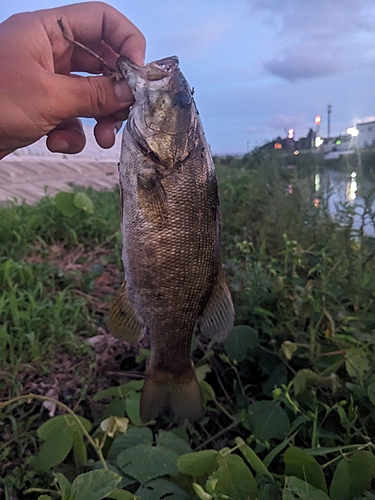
[1,0,375,155]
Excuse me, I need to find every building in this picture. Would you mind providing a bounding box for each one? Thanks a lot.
[356,120,375,148]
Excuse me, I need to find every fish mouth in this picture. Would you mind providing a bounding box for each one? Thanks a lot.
[117,56,179,82]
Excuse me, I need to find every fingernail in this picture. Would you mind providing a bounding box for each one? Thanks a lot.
[54,140,69,152]
[114,79,133,102]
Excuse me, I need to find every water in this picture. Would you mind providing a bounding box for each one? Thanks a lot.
[315,169,375,237]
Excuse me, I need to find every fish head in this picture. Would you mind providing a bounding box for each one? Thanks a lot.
[117,56,197,168]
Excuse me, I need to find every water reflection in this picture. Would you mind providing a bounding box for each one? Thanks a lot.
[318,169,375,236]
[346,171,357,203]
[314,173,320,192]
[313,174,321,208]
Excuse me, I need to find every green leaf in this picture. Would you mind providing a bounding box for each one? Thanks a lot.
[37,415,65,439]
[247,400,291,441]
[33,414,91,471]
[258,476,282,500]
[284,446,327,493]
[116,444,179,485]
[344,347,370,378]
[293,369,319,396]
[224,325,259,362]
[73,430,87,467]
[193,483,212,500]
[94,381,144,401]
[205,478,219,494]
[281,341,297,361]
[70,470,121,500]
[177,450,219,477]
[136,478,191,499]
[38,415,92,439]
[55,472,73,500]
[73,192,94,214]
[125,391,143,426]
[330,451,375,500]
[55,192,80,217]
[211,454,258,500]
[33,424,74,470]
[108,428,153,461]
[284,476,330,500]
[106,489,138,500]
[235,437,272,477]
[304,446,355,456]
[200,380,216,404]
[367,382,375,407]
[157,430,192,455]
[282,490,294,500]
[38,496,53,500]
[102,398,128,420]
[195,364,211,381]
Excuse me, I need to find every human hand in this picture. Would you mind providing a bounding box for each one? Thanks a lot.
[0,2,145,159]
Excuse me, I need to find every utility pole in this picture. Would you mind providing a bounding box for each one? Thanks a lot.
[327,105,332,139]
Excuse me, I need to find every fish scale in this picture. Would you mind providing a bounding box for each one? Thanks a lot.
[108,55,235,422]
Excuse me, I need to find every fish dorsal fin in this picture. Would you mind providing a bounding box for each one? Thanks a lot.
[107,281,143,342]
[197,269,235,341]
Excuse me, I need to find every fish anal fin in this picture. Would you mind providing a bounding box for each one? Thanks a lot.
[137,168,168,220]
[107,281,143,342]
[140,362,203,423]
[197,270,235,341]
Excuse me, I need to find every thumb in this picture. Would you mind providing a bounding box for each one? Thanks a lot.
[51,73,134,120]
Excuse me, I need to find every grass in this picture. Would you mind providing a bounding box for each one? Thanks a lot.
[1,151,375,498]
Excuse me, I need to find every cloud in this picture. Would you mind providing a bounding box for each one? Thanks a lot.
[264,51,344,81]
[250,0,375,81]
[263,113,306,131]
[358,115,375,124]
[244,113,307,138]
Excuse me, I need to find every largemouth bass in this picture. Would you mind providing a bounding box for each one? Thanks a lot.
[108,56,234,422]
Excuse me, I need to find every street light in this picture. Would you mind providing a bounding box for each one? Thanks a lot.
[314,115,321,137]
[346,127,359,137]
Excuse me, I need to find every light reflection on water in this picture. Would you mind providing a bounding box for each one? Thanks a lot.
[317,169,375,236]
[346,172,357,203]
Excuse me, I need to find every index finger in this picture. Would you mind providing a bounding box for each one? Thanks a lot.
[41,2,146,70]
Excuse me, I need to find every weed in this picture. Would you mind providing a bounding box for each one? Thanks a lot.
[1,153,375,499]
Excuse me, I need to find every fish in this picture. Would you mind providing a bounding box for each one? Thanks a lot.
[108,55,234,423]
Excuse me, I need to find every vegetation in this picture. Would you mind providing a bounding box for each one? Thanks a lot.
[1,151,375,499]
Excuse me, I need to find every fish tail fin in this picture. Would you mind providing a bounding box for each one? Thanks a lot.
[140,362,203,423]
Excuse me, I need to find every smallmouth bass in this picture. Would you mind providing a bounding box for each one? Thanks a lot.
[108,56,234,422]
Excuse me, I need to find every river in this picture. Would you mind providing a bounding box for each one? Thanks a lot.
[314,169,375,237]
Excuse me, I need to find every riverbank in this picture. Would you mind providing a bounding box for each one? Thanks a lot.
[0,125,121,204]
[2,152,375,499]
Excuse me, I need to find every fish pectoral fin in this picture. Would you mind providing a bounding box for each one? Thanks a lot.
[137,169,168,220]
[196,270,235,341]
[140,362,203,423]
[107,281,143,342]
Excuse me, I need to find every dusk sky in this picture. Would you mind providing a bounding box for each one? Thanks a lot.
[1,0,375,154]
